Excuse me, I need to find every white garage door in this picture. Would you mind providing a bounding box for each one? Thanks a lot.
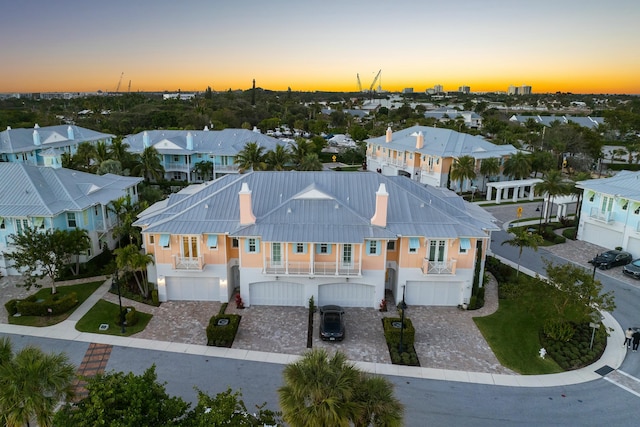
[626,237,640,259]
[249,281,305,306]
[166,277,219,301]
[318,283,375,308]
[582,222,623,250]
[406,281,460,306]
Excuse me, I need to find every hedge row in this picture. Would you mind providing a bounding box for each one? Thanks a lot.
[12,292,79,316]
[206,314,241,347]
[382,316,415,347]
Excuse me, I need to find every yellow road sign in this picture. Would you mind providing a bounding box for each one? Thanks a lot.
[517,206,523,218]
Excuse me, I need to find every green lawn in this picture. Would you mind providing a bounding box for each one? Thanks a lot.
[474,277,564,374]
[75,299,152,337]
[8,281,104,327]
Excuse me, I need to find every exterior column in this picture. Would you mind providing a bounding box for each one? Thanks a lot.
[512,185,519,202]
[529,184,536,201]
[495,186,502,203]
[486,185,492,201]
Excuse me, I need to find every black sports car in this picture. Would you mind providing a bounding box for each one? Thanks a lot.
[623,259,640,278]
[319,305,345,341]
[589,250,632,270]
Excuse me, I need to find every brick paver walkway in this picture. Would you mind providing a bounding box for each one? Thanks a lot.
[73,343,113,401]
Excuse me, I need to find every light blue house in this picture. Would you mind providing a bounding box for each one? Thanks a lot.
[0,163,142,276]
[0,124,115,168]
[576,170,640,256]
[123,127,288,182]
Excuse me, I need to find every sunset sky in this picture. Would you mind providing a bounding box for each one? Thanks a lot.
[2,0,639,94]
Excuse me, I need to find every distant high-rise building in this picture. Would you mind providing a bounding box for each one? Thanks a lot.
[402,88,414,93]
[433,84,444,94]
[507,84,532,95]
[458,85,470,94]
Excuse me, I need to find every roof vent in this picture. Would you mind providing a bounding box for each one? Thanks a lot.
[287,208,292,214]
[420,203,424,207]
[205,204,209,209]
[335,204,339,209]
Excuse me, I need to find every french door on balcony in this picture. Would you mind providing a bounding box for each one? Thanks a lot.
[182,236,199,259]
[272,242,282,265]
[428,240,446,263]
[342,244,353,266]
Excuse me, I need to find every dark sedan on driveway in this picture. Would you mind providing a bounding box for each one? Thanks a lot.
[623,259,640,278]
[319,305,345,341]
[589,250,632,270]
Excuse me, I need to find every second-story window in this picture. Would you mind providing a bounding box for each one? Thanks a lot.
[387,241,395,251]
[429,240,447,262]
[232,238,239,248]
[0,218,5,229]
[408,237,420,254]
[149,235,155,245]
[67,213,77,228]
[182,236,198,259]
[15,219,29,235]
[294,243,306,254]
[368,240,379,255]
[247,238,260,253]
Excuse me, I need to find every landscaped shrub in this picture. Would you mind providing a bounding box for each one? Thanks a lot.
[16,292,78,316]
[486,256,517,283]
[562,228,577,240]
[151,289,159,305]
[206,314,241,347]
[543,319,575,342]
[114,306,139,327]
[4,299,18,316]
[382,317,415,347]
[498,282,522,300]
[553,235,566,244]
[540,322,607,370]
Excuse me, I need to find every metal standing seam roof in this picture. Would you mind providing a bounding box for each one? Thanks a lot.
[577,170,640,201]
[365,124,520,159]
[123,128,288,156]
[0,163,142,217]
[137,171,497,242]
[0,125,114,154]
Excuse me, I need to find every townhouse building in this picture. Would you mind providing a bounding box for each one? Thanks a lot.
[0,163,142,276]
[0,124,114,168]
[365,125,519,193]
[134,171,498,308]
[576,170,640,256]
[122,128,287,182]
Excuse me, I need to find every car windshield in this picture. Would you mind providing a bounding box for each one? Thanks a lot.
[631,260,640,267]
[599,253,615,259]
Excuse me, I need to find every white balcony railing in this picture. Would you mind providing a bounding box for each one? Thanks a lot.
[589,207,614,223]
[421,259,457,275]
[173,256,204,270]
[163,162,190,172]
[264,258,361,276]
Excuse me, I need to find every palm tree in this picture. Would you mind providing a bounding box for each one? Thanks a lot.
[290,139,314,169]
[0,337,75,427]
[74,142,97,172]
[115,243,155,298]
[352,374,403,427]
[109,195,141,247]
[501,229,543,276]
[298,153,323,171]
[94,141,110,164]
[192,160,213,181]
[479,157,501,193]
[279,349,361,427]
[265,144,291,171]
[109,137,131,169]
[449,155,477,193]
[536,170,571,225]
[132,146,165,182]
[278,349,403,427]
[235,142,266,172]
[570,171,591,239]
[503,152,532,180]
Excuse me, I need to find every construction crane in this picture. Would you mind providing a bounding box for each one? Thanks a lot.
[115,72,124,93]
[369,69,381,93]
[357,73,362,92]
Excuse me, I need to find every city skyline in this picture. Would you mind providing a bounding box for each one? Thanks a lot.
[2,0,639,95]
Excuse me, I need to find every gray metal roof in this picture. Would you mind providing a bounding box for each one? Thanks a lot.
[365,125,519,160]
[137,171,497,242]
[123,128,287,156]
[0,125,114,154]
[0,163,142,217]
[577,170,640,201]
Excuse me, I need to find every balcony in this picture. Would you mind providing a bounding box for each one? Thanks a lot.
[264,259,361,277]
[163,162,190,172]
[173,256,204,270]
[95,218,115,231]
[421,259,456,275]
[589,207,614,223]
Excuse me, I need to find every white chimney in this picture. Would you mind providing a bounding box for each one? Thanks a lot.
[67,125,74,140]
[416,131,424,149]
[385,126,392,143]
[370,183,389,227]
[143,131,150,148]
[239,183,256,225]
[33,130,41,146]
[186,132,194,150]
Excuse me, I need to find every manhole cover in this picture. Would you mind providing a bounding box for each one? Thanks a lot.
[391,321,402,328]
[99,323,110,331]
[216,318,230,326]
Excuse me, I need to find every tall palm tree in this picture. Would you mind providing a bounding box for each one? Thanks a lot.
[265,144,291,171]
[503,152,532,180]
[501,229,543,276]
[109,194,141,247]
[132,146,165,183]
[279,349,361,427]
[235,142,266,172]
[449,155,477,193]
[279,349,403,427]
[352,374,403,427]
[74,142,97,172]
[479,157,501,193]
[115,243,155,298]
[94,141,110,164]
[536,170,571,224]
[290,139,314,168]
[0,337,75,427]
[109,137,131,169]
[299,153,323,171]
[192,160,213,181]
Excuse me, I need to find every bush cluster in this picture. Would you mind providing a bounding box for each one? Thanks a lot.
[206,314,241,347]
[15,292,78,316]
[540,322,607,370]
[381,317,420,366]
[114,306,139,327]
[468,287,485,309]
[562,228,577,240]
[486,256,517,284]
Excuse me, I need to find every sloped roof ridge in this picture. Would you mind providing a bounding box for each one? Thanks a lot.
[21,165,55,215]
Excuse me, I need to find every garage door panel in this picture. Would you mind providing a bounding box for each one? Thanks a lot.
[406,281,459,306]
[583,223,622,250]
[250,282,304,306]
[318,283,375,308]
[166,277,219,301]
[626,237,640,259]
